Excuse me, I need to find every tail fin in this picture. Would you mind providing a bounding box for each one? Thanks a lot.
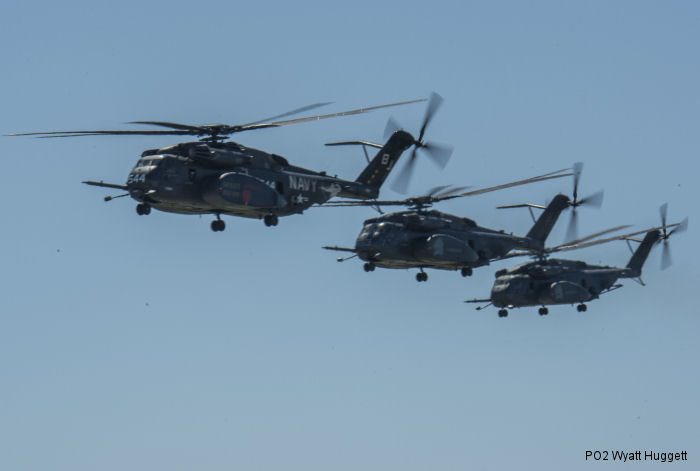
[526,194,571,244]
[355,130,414,188]
[626,230,661,276]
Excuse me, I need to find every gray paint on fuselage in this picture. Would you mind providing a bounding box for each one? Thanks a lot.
[126,151,375,219]
[353,209,528,271]
[490,259,626,307]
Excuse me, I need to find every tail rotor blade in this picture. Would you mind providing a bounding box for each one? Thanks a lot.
[580,189,604,208]
[387,91,450,193]
[659,202,668,236]
[565,209,579,243]
[418,92,444,142]
[572,162,583,203]
[391,148,418,194]
[384,117,402,140]
[661,240,672,270]
[669,217,689,236]
[421,141,454,169]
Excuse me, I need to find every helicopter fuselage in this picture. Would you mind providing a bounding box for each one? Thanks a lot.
[489,259,630,307]
[123,140,388,219]
[354,209,532,271]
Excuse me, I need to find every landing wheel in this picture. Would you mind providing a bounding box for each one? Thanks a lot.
[539,307,549,316]
[577,303,587,312]
[461,267,473,277]
[264,214,279,227]
[211,219,225,232]
[416,271,428,282]
[363,262,375,272]
[498,309,508,318]
[136,203,151,215]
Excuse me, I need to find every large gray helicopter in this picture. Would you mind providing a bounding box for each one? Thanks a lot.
[465,205,688,317]
[9,96,452,231]
[322,170,579,282]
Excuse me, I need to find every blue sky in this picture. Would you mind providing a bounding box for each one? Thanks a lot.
[1,1,698,469]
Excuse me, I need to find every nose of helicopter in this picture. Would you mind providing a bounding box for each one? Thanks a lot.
[127,165,162,199]
[355,237,380,255]
[355,226,383,259]
[491,281,508,302]
[491,277,517,306]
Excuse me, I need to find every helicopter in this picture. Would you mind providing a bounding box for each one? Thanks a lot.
[465,205,688,317]
[322,169,579,282]
[8,96,451,231]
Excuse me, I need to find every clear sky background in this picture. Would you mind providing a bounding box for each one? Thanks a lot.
[1,1,698,469]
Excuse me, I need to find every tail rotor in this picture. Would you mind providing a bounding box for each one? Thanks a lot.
[565,162,604,242]
[659,203,688,269]
[387,92,454,194]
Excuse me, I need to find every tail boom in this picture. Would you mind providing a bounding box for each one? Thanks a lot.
[624,230,661,277]
[353,130,414,190]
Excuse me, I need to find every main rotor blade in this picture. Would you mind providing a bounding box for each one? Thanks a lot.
[541,167,573,177]
[492,251,533,261]
[580,189,604,208]
[324,169,573,208]
[435,171,573,202]
[390,148,418,194]
[324,140,383,149]
[128,121,204,132]
[21,130,195,137]
[421,141,454,169]
[256,98,427,130]
[497,202,547,210]
[128,103,335,132]
[426,184,452,197]
[240,102,333,127]
[551,224,631,249]
[317,199,410,207]
[9,99,424,139]
[546,225,675,254]
[433,185,472,198]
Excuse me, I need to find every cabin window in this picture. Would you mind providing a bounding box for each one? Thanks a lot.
[276,182,284,193]
[468,240,475,249]
[188,169,197,182]
[581,279,587,288]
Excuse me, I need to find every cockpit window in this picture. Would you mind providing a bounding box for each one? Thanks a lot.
[135,158,162,169]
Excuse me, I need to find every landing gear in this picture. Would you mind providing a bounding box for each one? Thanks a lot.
[416,270,428,282]
[211,216,225,232]
[498,309,508,318]
[538,307,549,316]
[576,303,587,312]
[136,203,151,215]
[363,262,375,272]
[461,267,473,277]
[264,214,279,227]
